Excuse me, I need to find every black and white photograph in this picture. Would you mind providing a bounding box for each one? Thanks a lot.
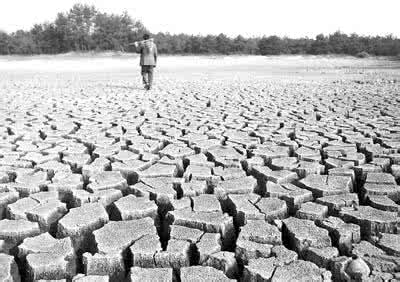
[0,0,399,281]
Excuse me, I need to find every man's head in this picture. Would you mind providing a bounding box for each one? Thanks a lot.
[143,34,150,40]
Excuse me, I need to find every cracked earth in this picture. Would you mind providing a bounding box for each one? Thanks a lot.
[0,55,400,281]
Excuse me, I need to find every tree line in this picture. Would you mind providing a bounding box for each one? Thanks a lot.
[0,3,399,57]
[154,32,400,57]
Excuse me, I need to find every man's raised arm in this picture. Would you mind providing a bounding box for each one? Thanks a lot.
[128,42,141,53]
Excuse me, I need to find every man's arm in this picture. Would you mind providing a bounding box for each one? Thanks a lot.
[128,42,142,53]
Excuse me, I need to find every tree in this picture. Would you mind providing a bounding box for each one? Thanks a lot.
[169,34,188,54]
[67,4,97,51]
[328,31,348,54]
[0,31,10,55]
[215,33,232,54]
[258,36,284,55]
[184,36,202,53]
[8,30,37,54]
[309,34,331,54]
[232,35,247,53]
[344,33,363,55]
[286,37,313,54]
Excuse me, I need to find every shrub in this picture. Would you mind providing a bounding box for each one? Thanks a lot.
[356,51,370,58]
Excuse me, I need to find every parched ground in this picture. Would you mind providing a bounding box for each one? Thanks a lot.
[0,55,400,281]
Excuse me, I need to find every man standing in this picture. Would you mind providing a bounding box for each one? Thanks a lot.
[132,34,158,90]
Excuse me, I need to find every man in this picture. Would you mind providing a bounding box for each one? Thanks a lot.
[132,34,158,90]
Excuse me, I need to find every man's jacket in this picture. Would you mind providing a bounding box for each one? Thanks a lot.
[136,39,157,66]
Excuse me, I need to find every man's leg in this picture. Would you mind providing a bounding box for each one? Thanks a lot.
[142,73,148,86]
[147,66,154,90]
[141,66,148,88]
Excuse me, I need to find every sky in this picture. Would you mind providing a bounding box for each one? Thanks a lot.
[0,0,399,38]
